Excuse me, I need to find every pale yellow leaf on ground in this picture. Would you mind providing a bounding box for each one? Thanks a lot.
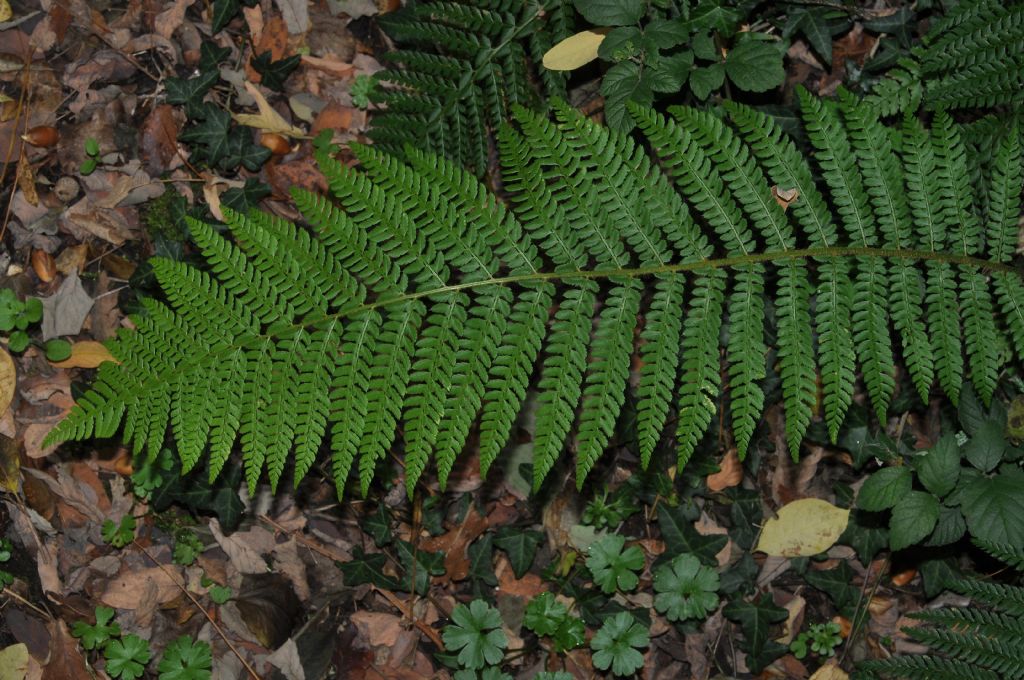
[542,30,606,71]
[0,643,28,680]
[233,81,306,138]
[50,341,117,369]
[0,0,12,23]
[0,348,14,416]
[809,660,849,680]
[756,497,850,557]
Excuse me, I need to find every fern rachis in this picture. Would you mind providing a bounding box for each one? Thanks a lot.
[45,95,1024,499]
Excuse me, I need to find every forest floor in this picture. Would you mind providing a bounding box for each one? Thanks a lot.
[0,0,1005,679]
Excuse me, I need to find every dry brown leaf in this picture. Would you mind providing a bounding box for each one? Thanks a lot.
[54,244,88,276]
[420,506,489,582]
[772,185,799,211]
[271,538,310,601]
[15,151,38,206]
[233,82,305,138]
[39,271,93,340]
[101,566,183,609]
[41,621,90,680]
[210,520,275,574]
[706,448,742,492]
[49,341,116,368]
[0,347,14,417]
[153,0,195,40]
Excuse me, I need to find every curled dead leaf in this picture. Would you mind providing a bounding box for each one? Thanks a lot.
[31,250,56,282]
[259,132,290,156]
[772,185,799,211]
[706,448,742,492]
[890,567,917,587]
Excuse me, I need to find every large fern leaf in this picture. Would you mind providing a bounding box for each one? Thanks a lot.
[45,95,1024,498]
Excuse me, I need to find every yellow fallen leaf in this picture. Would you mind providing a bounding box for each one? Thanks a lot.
[542,30,607,71]
[233,81,306,138]
[50,341,118,369]
[756,498,850,557]
[0,643,29,680]
[0,0,12,23]
[809,660,849,680]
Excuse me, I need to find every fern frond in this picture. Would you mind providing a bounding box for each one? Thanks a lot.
[46,94,1024,499]
[859,655,1001,680]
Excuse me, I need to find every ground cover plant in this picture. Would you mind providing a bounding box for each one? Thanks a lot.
[0,0,1022,678]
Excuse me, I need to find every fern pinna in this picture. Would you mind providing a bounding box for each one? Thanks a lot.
[858,539,1024,680]
[45,90,1024,499]
[866,0,1024,115]
[371,0,573,176]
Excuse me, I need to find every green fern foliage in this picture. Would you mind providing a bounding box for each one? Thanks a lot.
[45,92,1024,499]
[859,542,1024,680]
[866,0,1024,115]
[370,0,573,175]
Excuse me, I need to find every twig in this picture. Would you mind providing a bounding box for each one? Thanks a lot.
[132,540,263,680]
[1,586,52,620]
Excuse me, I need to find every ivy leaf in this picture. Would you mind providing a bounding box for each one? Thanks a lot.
[723,593,788,673]
[396,539,445,595]
[890,490,940,551]
[956,467,1024,545]
[857,466,912,511]
[165,71,219,111]
[724,39,786,93]
[251,52,301,91]
[913,435,960,497]
[586,534,644,594]
[468,534,498,592]
[653,553,720,621]
[803,561,859,615]
[442,600,508,670]
[590,612,648,677]
[104,634,151,680]
[156,636,212,680]
[179,105,233,167]
[72,606,121,650]
[689,63,725,100]
[199,43,231,72]
[222,132,273,172]
[789,8,836,66]
[524,592,567,636]
[364,504,393,547]
[211,0,239,33]
[339,547,397,589]
[658,504,727,566]
[493,528,542,578]
[572,0,644,26]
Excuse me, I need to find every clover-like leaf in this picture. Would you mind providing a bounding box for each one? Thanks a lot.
[590,612,649,677]
[104,634,152,680]
[157,636,212,680]
[442,600,508,670]
[586,534,644,594]
[101,515,136,548]
[524,592,567,636]
[653,553,720,621]
[72,606,121,650]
